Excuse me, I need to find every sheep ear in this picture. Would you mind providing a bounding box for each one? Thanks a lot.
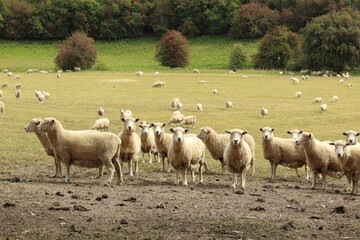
[259,128,263,132]
[346,142,352,146]
[135,118,140,122]
[184,129,190,133]
[51,119,55,123]
[342,132,347,136]
[242,131,248,135]
[308,133,312,138]
[329,142,335,145]
[356,132,360,136]
[162,123,166,127]
[121,117,125,122]
[286,131,291,134]
[299,131,303,134]
[169,128,174,133]
[139,125,143,128]
[150,123,154,127]
[225,130,231,134]
[271,128,275,132]
[37,121,41,125]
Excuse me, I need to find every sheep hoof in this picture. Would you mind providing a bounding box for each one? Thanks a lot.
[231,184,236,189]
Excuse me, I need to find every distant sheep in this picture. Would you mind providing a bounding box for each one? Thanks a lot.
[0,101,4,117]
[225,100,232,109]
[193,69,200,73]
[198,80,206,84]
[331,95,338,103]
[2,82,9,88]
[291,77,299,84]
[91,118,110,132]
[179,115,196,129]
[176,102,183,111]
[2,69,9,73]
[15,89,21,99]
[26,69,33,74]
[98,107,104,118]
[14,75,20,80]
[171,98,180,110]
[228,70,235,74]
[213,89,218,95]
[340,79,344,85]
[167,110,184,126]
[261,107,268,117]
[152,81,165,88]
[154,71,159,77]
[347,83,353,87]
[242,75,249,79]
[15,84,21,89]
[312,97,322,104]
[0,90,2,98]
[7,72,12,77]
[57,73,61,78]
[295,91,302,98]
[120,109,133,118]
[42,91,50,99]
[197,103,203,112]
[136,71,144,76]
[320,104,327,113]
[38,94,45,104]
[74,67,81,71]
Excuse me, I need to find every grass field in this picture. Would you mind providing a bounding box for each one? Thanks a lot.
[0,36,259,72]
[0,70,359,181]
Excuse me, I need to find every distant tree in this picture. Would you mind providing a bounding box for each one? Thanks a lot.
[228,43,246,70]
[301,9,360,71]
[253,26,299,69]
[55,31,97,70]
[155,30,189,68]
[230,2,279,38]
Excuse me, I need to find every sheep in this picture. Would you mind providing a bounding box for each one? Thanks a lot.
[295,91,302,98]
[213,89,218,95]
[38,94,45,104]
[291,77,299,84]
[279,71,284,75]
[197,127,256,175]
[26,69,33,74]
[0,101,4,117]
[168,127,205,186]
[7,72,13,77]
[57,70,63,73]
[42,91,50,99]
[15,84,21,89]
[136,71,144,76]
[242,75,249,79]
[154,71,159,77]
[15,89,21,99]
[223,129,252,189]
[91,118,110,132]
[176,102,183,111]
[228,70,236,74]
[259,127,308,182]
[342,130,360,145]
[197,103,203,112]
[329,140,360,195]
[226,101,233,109]
[74,67,81,71]
[39,70,48,74]
[139,123,157,163]
[151,123,173,172]
[35,90,42,98]
[118,117,141,177]
[320,104,327,113]
[167,110,184,126]
[2,69,9,73]
[261,107,268,117]
[2,82,9,88]
[171,98,180,110]
[312,97,322,104]
[179,116,196,129]
[347,83,353,87]
[198,80,206,84]
[340,79,344,85]
[152,81,165,88]
[295,131,345,189]
[330,95,338,103]
[57,73,61,78]
[300,69,308,74]
[14,75,20,80]
[193,69,200,73]
[0,90,2,98]
[120,108,133,118]
[98,107,104,118]
[36,117,123,185]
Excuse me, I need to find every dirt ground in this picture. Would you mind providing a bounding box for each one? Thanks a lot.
[1,163,359,240]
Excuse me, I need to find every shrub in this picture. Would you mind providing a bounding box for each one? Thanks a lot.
[228,43,246,71]
[55,31,97,70]
[155,30,189,68]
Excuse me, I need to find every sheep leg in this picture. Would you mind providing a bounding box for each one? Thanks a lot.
[53,157,62,178]
[221,161,226,175]
[311,171,317,189]
[295,168,300,177]
[64,163,71,183]
[148,152,153,164]
[166,158,172,172]
[102,160,115,186]
[321,171,327,190]
[128,161,134,177]
[345,174,352,192]
[141,152,145,163]
[352,176,359,195]
[250,158,255,175]
[160,155,165,171]
[203,159,209,173]
[305,165,310,182]
[134,156,139,175]
[182,171,188,186]
[199,163,203,184]
[174,171,179,186]
[240,171,246,190]
[269,162,277,182]
[112,158,123,185]
[96,166,104,179]
[191,171,195,183]
[231,173,237,189]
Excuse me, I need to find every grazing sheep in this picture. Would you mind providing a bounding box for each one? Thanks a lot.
[295,91,302,98]
[295,132,344,189]
[320,104,327,113]
[167,110,184,126]
[152,81,166,88]
[120,108,133,118]
[2,69,9,73]
[7,72,13,77]
[197,103,203,112]
[223,129,252,189]
[57,73,61,78]
[57,70,63,73]
[35,90,42,98]
[260,127,307,182]
[2,82,9,88]
[171,98,180,110]
[213,89,218,95]
[154,71,159,77]
[343,130,360,145]
[291,77,299,84]
[74,67,81,71]
[91,118,110,132]
[176,102,183,111]
[197,127,256,175]
[340,79,344,85]
[15,84,20,89]
[228,70,236,74]
[226,100,233,109]
[98,107,104,118]
[151,123,173,171]
[242,75,249,79]
[198,80,206,84]
[26,69,33,74]
[329,140,360,195]
[300,69,308,74]
[312,97,322,104]
[38,94,45,104]
[118,117,141,177]
[168,127,206,186]
[14,75,20,80]
[331,95,338,103]
[347,83,353,87]
[179,115,196,129]
[136,71,144,76]
[39,70,48,74]
[0,101,4,117]
[139,123,157,163]
[193,69,200,73]
[261,107,268,117]
[15,89,21,99]
[37,117,123,185]
[42,91,50,99]
[0,90,2,98]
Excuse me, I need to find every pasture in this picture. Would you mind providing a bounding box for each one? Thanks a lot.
[1,71,360,239]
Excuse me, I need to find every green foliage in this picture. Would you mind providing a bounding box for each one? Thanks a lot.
[228,43,246,70]
[253,26,299,69]
[55,31,97,70]
[301,9,360,71]
[156,30,189,68]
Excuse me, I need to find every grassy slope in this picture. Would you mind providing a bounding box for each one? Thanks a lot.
[0,36,259,72]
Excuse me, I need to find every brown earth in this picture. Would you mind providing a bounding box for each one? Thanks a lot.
[0,163,359,240]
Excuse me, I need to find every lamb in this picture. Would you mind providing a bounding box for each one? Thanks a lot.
[136,71,144,76]
[213,89,218,95]
[151,123,173,172]
[2,82,9,88]
[15,89,21,99]
[226,100,233,109]
[74,67,81,71]
[35,90,42,98]
[223,129,252,189]
[295,131,344,189]
[193,69,200,73]
[320,104,327,113]
[197,127,256,175]
[168,127,206,186]
[14,75,20,80]
[167,110,184,126]
[295,91,302,98]
[118,117,141,177]
[347,83,353,87]
[179,115,196,129]
[171,98,180,110]
[342,130,360,145]
[36,117,123,185]
[15,84,21,89]
[329,140,360,195]
[261,107,268,117]
[0,101,4,117]
[91,118,110,132]
[198,80,206,84]
[331,95,338,103]
[291,77,299,84]
[98,107,104,118]
[259,127,307,182]
[120,108,133,118]
[312,97,322,104]
[197,103,203,112]
[139,123,157,163]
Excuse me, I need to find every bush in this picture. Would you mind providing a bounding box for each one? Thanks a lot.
[228,43,246,71]
[253,26,299,69]
[155,30,189,68]
[55,31,97,70]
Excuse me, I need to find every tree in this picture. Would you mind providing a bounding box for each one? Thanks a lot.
[301,9,360,71]
[55,31,97,70]
[253,26,299,69]
[155,30,189,68]
[228,43,246,70]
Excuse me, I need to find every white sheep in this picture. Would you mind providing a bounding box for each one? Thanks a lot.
[176,102,183,111]
[7,72,13,77]
[213,89,218,95]
[120,108,133,118]
[329,140,360,195]
[91,118,110,132]
[242,75,249,79]
[198,80,206,84]
[0,90,2,98]
[340,79,344,85]
[38,94,45,104]
[15,84,20,89]
[136,71,144,76]
[343,130,360,145]
[223,129,252,189]
[139,123,157,163]
[228,70,236,74]
[261,107,268,117]
[312,97,322,104]
[2,82,9,88]
[331,95,338,103]
[179,115,196,129]
[35,90,42,98]
[226,100,233,109]
[260,127,307,182]
[15,89,21,99]
[168,127,206,186]
[320,104,327,113]
[37,117,123,185]
[167,110,184,126]
[295,131,345,189]
[291,77,299,84]
[42,91,50,99]
[197,103,203,112]
[295,91,302,98]
[2,69,9,73]
[193,69,200,73]
[118,117,141,177]
[154,71,159,77]
[57,73,61,78]
[74,67,81,71]
[171,98,180,110]
[26,69,33,74]
[152,81,165,88]
[151,123,173,171]
[98,107,104,118]
[39,70,48,74]
[347,83,353,87]
[0,101,4,117]
[14,75,20,80]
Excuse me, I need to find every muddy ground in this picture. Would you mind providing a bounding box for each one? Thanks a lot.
[0,163,359,240]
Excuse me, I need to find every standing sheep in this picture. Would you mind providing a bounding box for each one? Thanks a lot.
[15,84,21,89]
[74,67,81,71]
[15,89,21,99]
[213,89,218,95]
[136,71,144,76]
[151,123,173,171]
[179,116,196,129]
[139,123,157,163]
[118,117,141,177]
[38,94,45,104]
[260,107,268,117]
[347,83,353,87]
[225,101,233,109]
[91,118,110,132]
[14,75,20,80]
[312,97,322,104]
[342,130,360,145]
[2,82,9,88]
[57,73,61,78]
[198,80,206,84]
[98,107,104,118]
[168,127,206,186]
[171,98,180,110]
[291,77,299,85]
[320,104,327,113]
[340,79,344,85]
[295,91,302,98]
[193,69,200,73]
[0,101,4,117]
[331,95,338,103]
[177,102,183,111]
[223,129,252,189]
[154,71,159,77]
[0,90,3,98]
[197,103,203,112]
[120,108,133,118]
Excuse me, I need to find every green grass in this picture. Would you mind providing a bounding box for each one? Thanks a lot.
[0,71,358,182]
[0,36,259,72]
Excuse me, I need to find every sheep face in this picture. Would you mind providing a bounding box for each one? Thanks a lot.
[197,127,211,141]
[140,124,151,136]
[24,118,43,132]
[225,129,247,146]
[286,129,303,140]
[329,140,351,158]
[295,132,313,145]
[37,118,57,133]
[151,123,166,136]
[259,127,275,141]
[342,130,360,145]
[121,117,140,133]
[170,127,189,143]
